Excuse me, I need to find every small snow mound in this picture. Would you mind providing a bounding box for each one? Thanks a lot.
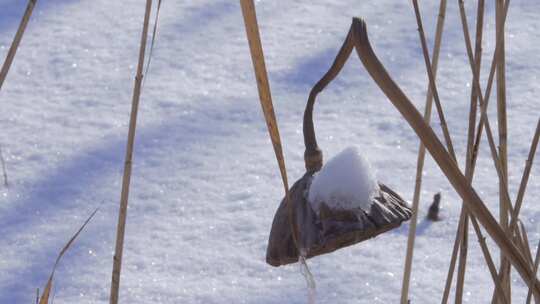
[308,146,379,213]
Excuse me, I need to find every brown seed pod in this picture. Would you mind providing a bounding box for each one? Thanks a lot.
[266,19,412,267]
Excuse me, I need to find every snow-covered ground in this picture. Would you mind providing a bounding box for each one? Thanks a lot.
[0,0,538,303]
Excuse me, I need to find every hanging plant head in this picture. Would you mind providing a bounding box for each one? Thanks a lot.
[266,18,413,267]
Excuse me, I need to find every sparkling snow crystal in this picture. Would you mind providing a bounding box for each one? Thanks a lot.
[308,146,379,213]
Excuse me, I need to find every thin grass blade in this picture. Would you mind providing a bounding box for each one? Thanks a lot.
[38,208,99,304]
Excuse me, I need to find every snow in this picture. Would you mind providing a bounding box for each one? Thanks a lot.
[308,146,378,213]
[0,0,538,303]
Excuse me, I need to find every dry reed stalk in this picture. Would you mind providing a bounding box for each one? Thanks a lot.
[469,216,509,303]
[457,0,516,212]
[441,211,466,303]
[458,0,537,300]
[0,145,8,187]
[457,0,514,212]
[400,1,447,303]
[496,0,509,226]
[411,3,456,160]
[495,0,511,301]
[410,0,462,154]
[109,1,153,303]
[239,0,288,208]
[0,0,38,189]
[142,0,162,88]
[517,222,540,304]
[456,2,524,302]
[493,118,540,302]
[469,47,503,177]
[442,218,510,304]
[413,2,508,302]
[454,1,485,301]
[38,208,99,304]
[526,241,540,303]
[457,2,540,302]
[239,0,299,248]
[0,0,37,91]
[509,118,540,231]
[414,1,464,302]
[241,0,317,298]
[517,221,534,267]
[348,17,540,299]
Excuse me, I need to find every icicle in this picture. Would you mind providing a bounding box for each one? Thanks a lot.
[299,250,316,304]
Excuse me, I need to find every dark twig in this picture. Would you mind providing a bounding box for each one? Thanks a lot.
[0,145,8,187]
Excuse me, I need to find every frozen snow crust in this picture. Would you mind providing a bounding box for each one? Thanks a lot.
[308,147,379,214]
